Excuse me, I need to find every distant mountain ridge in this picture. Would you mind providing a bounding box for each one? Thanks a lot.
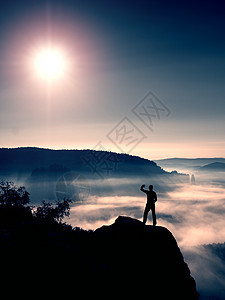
[0,147,190,181]
[156,157,225,165]
[199,162,225,172]
[0,147,164,176]
[155,157,225,172]
[0,147,190,203]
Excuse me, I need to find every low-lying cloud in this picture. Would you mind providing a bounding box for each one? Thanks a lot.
[65,181,225,299]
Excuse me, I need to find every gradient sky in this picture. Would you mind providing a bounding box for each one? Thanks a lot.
[0,0,225,159]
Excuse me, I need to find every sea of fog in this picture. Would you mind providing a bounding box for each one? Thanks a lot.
[63,171,225,300]
[8,165,225,299]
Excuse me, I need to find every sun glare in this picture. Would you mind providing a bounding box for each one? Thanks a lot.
[34,47,67,80]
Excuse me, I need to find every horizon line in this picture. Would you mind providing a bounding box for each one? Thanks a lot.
[0,146,224,161]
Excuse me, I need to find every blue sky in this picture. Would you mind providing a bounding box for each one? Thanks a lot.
[0,0,225,158]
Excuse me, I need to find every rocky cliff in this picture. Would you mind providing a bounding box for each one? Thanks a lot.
[0,215,199,298]
[93,216,199,299]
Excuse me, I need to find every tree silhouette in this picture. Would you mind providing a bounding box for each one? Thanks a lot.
[0,180,30,208]
[33,198,72,223]
[0,180,32,226]
[0,180,72,226]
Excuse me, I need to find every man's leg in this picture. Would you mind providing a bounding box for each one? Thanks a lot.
[143,204,150,224]
[151,204,157,226]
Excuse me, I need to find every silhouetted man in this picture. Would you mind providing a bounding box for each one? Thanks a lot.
[140,184,157,226]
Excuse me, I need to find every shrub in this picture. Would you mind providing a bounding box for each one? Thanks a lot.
[0,180,72,226]
[33,198,72,223]
[0,180,30,207]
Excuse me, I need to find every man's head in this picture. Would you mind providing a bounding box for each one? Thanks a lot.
[149,185,153,191]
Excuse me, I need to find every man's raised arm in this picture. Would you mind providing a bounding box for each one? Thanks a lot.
[140,184,147,193]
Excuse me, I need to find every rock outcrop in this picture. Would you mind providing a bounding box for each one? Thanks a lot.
[93,216,199,299]
[0,215,199,299]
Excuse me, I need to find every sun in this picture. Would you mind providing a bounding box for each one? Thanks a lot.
[33,47,67,80]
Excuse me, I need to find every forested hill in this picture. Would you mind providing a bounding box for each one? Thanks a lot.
[0,147,189,203]
[0,147,181,178]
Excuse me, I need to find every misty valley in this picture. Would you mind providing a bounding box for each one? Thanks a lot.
[0,147,225,298]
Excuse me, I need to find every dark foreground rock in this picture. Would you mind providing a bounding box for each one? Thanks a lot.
[0,216,199,299]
